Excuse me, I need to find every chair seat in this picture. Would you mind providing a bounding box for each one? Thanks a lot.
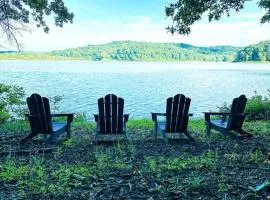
[52,123,67,132]
[157,121,166,131]
[157,121,186,133]
[211,120,227,128]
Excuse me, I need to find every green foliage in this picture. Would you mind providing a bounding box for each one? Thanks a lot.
[0,158,29,183]
[0,0,74,49]
[145,150,216,175]
[166,0,270,35]
[188,175,204,188]
[245,90,270,120]
[248,149,268,164]
[0,41,241,62]
[0,83,25,123]
[218,91,270,120]
[49,95,63,113]
[235,41,270,62]
[218,173,229,192]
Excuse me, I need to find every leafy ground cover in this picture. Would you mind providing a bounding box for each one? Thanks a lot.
[0,119,270,199]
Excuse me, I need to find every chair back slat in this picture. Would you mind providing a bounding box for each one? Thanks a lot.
[27,94,52,134]
[105,94,112,133]
[117,98,124,133]
[227,95,247,130]
[98,98,105,132]
[98,94,124,134]
[111,95,118,133]
[165,94,191,133]
[180,97,191,131]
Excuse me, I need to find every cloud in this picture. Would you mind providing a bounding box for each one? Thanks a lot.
[1,14,269,51]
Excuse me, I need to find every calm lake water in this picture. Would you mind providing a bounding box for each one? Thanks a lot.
[0,61,269,119]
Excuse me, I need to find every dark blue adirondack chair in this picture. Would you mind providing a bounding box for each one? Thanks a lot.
[151,94,194,143]
[204,95,252,139]
[94,94,129,142]
[21,93,74,143]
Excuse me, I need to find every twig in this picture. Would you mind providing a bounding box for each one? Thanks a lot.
[0,147,56,156]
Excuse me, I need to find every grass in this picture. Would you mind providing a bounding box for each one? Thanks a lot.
[0,118,270,199]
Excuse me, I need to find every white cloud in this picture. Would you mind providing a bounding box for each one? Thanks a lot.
[1,14,269,51]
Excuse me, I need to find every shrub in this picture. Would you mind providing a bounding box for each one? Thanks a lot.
[0,83,25,123]
[245,90,270,120]
[218,91,270,120]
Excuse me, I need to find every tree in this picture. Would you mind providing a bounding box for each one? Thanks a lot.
[0,0,74,49]
[166,0,270,35]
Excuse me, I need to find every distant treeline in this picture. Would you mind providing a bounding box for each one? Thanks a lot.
[0,41,269,62]
[235,41,270,62]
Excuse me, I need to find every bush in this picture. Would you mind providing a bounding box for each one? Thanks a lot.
[218,90,270,120]
[0,83,25,123]
[245,90,270,120]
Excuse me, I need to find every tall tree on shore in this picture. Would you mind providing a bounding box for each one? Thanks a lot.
[0,0,74,49]
[166,0,270,35]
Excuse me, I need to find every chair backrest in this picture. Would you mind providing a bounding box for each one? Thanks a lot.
[227,94,247,130]
[98,94,125,134]
[27,93,52,134]
[165,94,191,133]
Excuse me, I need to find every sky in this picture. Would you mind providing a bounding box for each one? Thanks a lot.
[2,0,270,51]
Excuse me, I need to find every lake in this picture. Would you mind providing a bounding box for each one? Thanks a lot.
[0,61,269,119]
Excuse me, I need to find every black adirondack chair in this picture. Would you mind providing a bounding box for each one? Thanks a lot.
[151,94,194,143]
[21,93,74,143]
[94,94,129,141]
[204,95,252,139]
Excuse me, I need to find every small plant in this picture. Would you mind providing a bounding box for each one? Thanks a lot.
[224,152,240,164]
[218,173,229,193]
[145,157,158,172]
[249,149,267,164]
[189,175,203,188]
[63,138,75,148]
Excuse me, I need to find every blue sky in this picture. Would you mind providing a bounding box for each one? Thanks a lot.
[2,0,270,51]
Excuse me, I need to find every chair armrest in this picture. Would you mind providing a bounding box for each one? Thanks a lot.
[151,113,166,122]
[93,114,99,122]
[51,113,74,123]
[151,112,192,121]
[204,112,246,122]
[203,112,229,122]
[26,113,74,123]
[203,112,232,115]
[203,112,246,116]
[124,114,129,123]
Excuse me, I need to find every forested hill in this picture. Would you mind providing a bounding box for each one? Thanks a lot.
[0,41,241,62]
[48,41,240,61]
[234,41,270,62]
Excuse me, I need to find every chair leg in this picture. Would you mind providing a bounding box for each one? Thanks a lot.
[46,131,62,144]
[162,131,168,144]
[94,132,100,144]
[237,129,253,138]
[205,122,211,137]
[20,133,37,144]
[125,131,129,141]
[184,131,195,142]
[153,125,158,140]
[66,123,72,139]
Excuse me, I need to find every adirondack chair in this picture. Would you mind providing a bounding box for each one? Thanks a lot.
[204,95,252,139]
[20,93,74,143]
[94,94,129,142]
[151,94,194,143]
